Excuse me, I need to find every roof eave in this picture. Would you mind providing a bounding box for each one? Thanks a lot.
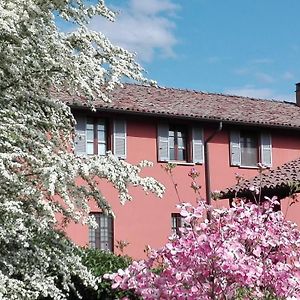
[220,184,296,200]
[69,104,300,131]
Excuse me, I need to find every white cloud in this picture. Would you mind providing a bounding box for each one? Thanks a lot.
[224,85,294,102]
[225,87,273,99]
[250,58,273,65]
[89,0,179,62]
[206,56,221,64]
[129,0,178,15]
[233,67,250,75]
[233,68,275,84]
[255,72,275,84]
[282,71,294,80]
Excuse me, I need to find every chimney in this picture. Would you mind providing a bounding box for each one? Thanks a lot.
[296,83,300,106]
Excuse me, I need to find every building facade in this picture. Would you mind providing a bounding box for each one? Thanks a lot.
[61,84,300,258]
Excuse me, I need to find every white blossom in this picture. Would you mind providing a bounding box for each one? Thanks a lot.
[0,0,164,298]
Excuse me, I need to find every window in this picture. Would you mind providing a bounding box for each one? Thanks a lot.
[171,213,189,236]
[158,124,204,163]
[74,115,126,158]
[240,131,258,167]
[171,213,182,236]
[86,119,107,155]
[230,131,272,167]
[169,126,187,161]
[89,213,113,251]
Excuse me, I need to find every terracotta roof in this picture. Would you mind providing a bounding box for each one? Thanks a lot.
[60,84,300,129]
[220,158,300,199]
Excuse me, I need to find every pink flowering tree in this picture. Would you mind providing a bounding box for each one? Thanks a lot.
[106,168,300,299]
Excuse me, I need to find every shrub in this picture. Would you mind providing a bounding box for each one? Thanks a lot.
[70,248,140,299]
[107,198,300,299]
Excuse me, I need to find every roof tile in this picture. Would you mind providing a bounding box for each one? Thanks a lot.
[220,158,300,198]
[59,84,300,129]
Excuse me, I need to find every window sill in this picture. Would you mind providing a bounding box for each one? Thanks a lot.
[238,165,271,169]
[75,153,106,157]
[75,153,126,160]
[239,165,259,169]
[159,160,196,166]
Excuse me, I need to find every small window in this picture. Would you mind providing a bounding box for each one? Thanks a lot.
[89,213,113,251]
[169,126,187,161]
[171,213,182,236]
[230,131,272,168]
[74,115,127,158]
[86,119,107,156]
[158,124,203,163]
[240,131,258,167]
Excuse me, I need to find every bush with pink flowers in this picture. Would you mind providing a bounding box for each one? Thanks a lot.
[106,197,300,299]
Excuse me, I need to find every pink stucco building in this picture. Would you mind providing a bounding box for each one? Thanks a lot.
[62,84,300,258]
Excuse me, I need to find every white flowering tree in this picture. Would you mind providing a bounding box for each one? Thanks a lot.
[0,1,164,299]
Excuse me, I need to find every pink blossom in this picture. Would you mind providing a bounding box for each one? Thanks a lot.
[188,168,199,179]
[249,185,259,194]
[107,201,300,299]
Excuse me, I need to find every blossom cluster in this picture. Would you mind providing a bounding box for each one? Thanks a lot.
[0,0,163,298]
[108,198,300,299]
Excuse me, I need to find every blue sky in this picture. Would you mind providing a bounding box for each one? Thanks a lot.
[89,0,300,102]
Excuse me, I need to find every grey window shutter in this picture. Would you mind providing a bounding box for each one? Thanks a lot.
[230,131,241,166]
[113,120,126,159]
[108,214,114,252]
[74,115,86,155]
[158,123,169,161]
[192,127,204,164]
[261,133,272,167]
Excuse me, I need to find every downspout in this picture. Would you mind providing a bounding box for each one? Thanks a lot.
[204,121,223,221]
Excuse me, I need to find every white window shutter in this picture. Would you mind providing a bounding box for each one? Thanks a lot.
[158,123,169,161]
[192,127,204,164]
[230,131,241,166]
[261,133,272,167]
[74,115,86,155]
[113,120,126,159]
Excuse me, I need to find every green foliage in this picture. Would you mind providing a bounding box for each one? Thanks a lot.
[81,248,132,276]
[234,287,281,300]
[72,248,140,300]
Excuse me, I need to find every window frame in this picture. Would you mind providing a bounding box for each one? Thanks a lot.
[239,130,259,168]
[157,123,204,164]
[230,130,272,168]
[168,125,188,162]
[86,118,108,156]
[89,212,114,252]
[171,213,182,236]
[74,113,128,158]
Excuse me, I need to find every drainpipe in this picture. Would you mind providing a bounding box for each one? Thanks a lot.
[204,121,223,221]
